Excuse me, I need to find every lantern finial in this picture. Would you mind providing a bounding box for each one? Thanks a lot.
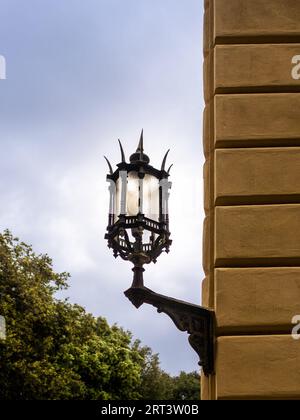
[130,130,150,164]
[137,129,144,158]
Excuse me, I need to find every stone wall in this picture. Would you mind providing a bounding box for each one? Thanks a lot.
[202,0,300,400]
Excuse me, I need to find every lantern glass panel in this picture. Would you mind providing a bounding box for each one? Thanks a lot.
[127,171,139,216]
[143,174,160,221]
[115,177,122,222]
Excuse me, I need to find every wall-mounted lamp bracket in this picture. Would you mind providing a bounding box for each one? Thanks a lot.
[124,286,215,376]
[105,136,215,376]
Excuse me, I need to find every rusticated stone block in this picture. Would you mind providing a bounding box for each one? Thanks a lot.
[216,336,300,400]
[215,148,300,205]
[201,375,210,401]
[215,268,300,334]
[201,374,216,401]
[203,0,211,54]
[203,55,212,103]
[215,94,300,147]
[203,215,211,275]
[215,205,300,265]
[203,104,211,157]
[203,159,211,212]
[215,44,300,92]
[214,0,300,41]
[202,276,210,309]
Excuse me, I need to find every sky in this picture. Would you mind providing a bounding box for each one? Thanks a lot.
[0,0,205,375]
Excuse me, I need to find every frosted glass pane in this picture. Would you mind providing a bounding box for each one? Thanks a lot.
[127,172,139,216]
[115,177,122,222]
[143,174,159,221]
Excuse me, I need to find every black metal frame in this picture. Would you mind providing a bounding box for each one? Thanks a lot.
[105,215,172,263]
[105,132,215,376]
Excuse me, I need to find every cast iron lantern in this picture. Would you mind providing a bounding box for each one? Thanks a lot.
[104,131,214,376]
[105,130,172,289]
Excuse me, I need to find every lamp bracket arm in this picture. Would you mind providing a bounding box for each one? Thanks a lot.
[124,286,215,376]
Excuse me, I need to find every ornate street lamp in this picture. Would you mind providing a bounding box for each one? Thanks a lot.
[104,131,214,376]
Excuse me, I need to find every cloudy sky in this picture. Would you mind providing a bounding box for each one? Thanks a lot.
[0,0,204,374]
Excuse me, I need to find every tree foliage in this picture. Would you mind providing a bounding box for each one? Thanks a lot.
[172,371,201,400]
[0,231,142,400]
[0,231,200,400]
[135,340,200,400]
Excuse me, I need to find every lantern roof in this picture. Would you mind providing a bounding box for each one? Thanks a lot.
[104,130,173,180]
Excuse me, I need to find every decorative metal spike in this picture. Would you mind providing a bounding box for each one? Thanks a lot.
[167,164,173,174]
[118,139,126,163]
[161,150,170,171]
[137,129,144,158]
[104,156,113,175]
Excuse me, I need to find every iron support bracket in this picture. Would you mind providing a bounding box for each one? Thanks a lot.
[124,286,215,376]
